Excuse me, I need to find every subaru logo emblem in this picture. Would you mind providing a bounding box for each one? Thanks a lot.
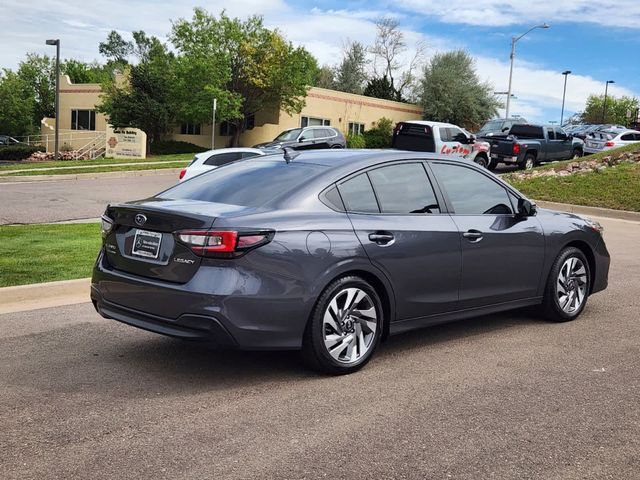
[134,214,147,226]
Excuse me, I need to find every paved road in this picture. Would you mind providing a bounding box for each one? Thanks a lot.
[0,173,178,225]
[1,217,638,479]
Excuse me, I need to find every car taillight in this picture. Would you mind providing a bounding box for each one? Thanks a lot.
[604,141,615,147]
[101,215,114,239]
[175,230,273,258]
[513,143,521,155]
[394,123,403,133]
[179,169,186,180]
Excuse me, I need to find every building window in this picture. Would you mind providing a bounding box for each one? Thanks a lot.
[301,116,330,128]
[71,110,96,130]
[348,122,365,135]
[219,115,255,136]
[180,123,201,135]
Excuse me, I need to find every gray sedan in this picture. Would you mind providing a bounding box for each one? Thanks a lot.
[91,150,610,374]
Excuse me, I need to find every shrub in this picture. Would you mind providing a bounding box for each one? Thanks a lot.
[346,134,366,149]
[149,140,208,155]
[0,145,45,161]
[362,117,394,149]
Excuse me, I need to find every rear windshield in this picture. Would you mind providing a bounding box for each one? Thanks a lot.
[509,125,544,139]
[158,160,325,207]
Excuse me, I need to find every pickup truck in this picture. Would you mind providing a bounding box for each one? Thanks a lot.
[481,124,584,170]
[392,120,491,168]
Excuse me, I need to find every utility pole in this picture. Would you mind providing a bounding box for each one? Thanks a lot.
[602,80,615,123]
[46,39,60,160]
[211,98,217,150]
[560,70,571,126]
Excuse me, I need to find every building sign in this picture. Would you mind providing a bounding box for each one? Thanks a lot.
[105,125,147,159]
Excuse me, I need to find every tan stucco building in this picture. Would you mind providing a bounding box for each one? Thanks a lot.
[42,76,423,154]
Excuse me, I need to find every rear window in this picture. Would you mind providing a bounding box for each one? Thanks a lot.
[158,160,324,207]
[509,125,544,139]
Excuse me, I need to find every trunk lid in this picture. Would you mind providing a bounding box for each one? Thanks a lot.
[102,198,247,283]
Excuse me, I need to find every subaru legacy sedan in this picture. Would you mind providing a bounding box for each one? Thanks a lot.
[92,150,609,374]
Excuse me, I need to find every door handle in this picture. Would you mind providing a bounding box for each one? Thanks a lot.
[368,232,395,246]
[462,230,483,242]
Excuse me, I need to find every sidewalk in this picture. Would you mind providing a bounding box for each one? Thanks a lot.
[0,166,183,183]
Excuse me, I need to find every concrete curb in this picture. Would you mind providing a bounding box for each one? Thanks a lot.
[0,278,91,315]
[536,200,640,222]
[0,167,182,183]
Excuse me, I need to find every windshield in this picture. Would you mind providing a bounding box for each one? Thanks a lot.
[274,129,302,142]
[158,159,325,208]
[479,120,503,133]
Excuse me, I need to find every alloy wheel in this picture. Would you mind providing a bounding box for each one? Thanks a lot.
[556,257,588,314]
[322,287,378,364]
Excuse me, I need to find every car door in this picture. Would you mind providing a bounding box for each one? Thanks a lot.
[429,161,545,309]
[438,127,470,158]
[554,128,573,159]
[338,162,461,320]
[312,128,333,149]
[545,127,558,161]
[295,129,317,150]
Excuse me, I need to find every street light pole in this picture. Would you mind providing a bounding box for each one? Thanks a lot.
[560,70,571,126]
[602,80,615,123]
[46,39,60,160]
[505,23,550,119]
[211,98,217,150]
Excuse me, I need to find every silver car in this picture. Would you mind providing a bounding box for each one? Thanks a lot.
[583,128,640,154]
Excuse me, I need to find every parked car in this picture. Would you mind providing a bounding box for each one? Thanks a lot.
[254,126,346,151]
[583,128,640,155]
[392,121,491,168]
[179,147,264,182]
[0,135,20,146]
[486,124,584,170]
[92,150,609,374]
[476,117,528,137]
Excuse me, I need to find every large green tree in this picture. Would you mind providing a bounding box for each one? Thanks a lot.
[16,54,56,130]
[363,76,396,101]
[97,33,176,149]
[581,94,639,125]
[170,9,317,146]
[0,70,35,137]
[334,41,368,95]
[418,50,500,129]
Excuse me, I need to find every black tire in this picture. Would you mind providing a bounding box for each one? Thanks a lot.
[540,247,591,322]
[487,159,499,171]
[474,155,489,169]
[572,148,583,159]
[519,153,537,170]
[331,144,344,149]
[302,276,383,375]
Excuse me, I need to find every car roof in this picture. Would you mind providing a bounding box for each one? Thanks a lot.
[400,120,458,128]
[196,147,264,156]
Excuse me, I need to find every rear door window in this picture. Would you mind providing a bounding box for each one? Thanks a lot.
[510,125,545,139]
[368,163,440,214]
[204,152,243,166]
[338,173,380,213]
[621,133,635,141]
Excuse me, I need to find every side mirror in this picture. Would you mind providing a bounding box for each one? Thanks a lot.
[502,127,510,132]
[517,198,537,217]
[298,136,306,142]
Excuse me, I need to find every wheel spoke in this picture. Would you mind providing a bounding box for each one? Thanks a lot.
[328,335,351,361]
[324,334,343,350]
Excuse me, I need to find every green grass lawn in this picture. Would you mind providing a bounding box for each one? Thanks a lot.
[534,143,640,172]
[0,223,102,287]
[2,161,188,176]
[508,162,640,212]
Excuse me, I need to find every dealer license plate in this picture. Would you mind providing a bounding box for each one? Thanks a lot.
[131,229,162,259]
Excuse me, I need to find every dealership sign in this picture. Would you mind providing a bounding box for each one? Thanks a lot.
[105,125,147,159]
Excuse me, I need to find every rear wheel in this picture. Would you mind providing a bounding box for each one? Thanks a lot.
[572,148,583,159]
[474,155,489,169]
[302,276,382,374]
[540,247,590,322]
[519,153,536,170]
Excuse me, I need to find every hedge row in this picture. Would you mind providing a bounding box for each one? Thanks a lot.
[0,145,45,161]
[150,140,209,155]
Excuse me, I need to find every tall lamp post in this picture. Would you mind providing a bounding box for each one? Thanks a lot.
[505,23,550,119]
[560,70,571,126]
[46,39,60,160]
[602,80,615,123]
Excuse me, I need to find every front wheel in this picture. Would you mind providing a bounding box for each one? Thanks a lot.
[519,153,536,170]
[474,155,489,169]
[540,247,590,322]
[302,276,383,374]
[572,148,583,159]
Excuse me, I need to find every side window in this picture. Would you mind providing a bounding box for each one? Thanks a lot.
[555,128,567,141]
[431,163,514,215]
[204,152,242,166]
[338,173,380,213]
[448,128,465,142]
[546,127,556,140]
[439,128,451,142]
[368,163,440,214]
[635,134,640,141]
[621,133,634,141]
[240,151,260,159]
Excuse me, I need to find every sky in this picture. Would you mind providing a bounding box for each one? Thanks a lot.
[1,0,639,124]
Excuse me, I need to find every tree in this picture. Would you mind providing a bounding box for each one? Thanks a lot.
[370,17,425,101]
[334,41,368,95]
[580,94,639,125]
[98,30,133,64]
[313,65,336,89]
[0,70,35,137]
[418,50,500,130]
[16,54,56,130]
[171,9,317,146]
[98,33,176,150]
[61,59,112,84]
[363,76,396,101]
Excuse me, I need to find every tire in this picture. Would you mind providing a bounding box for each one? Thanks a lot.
[474,155,489,169]
[302,276,383,374]
[572,148,583,159]
[540,247,591,322]
[331,144,344,149]
[519,153,536,170]
[487,159,499,171]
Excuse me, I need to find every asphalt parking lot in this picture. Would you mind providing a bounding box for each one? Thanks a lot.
[1,217,638,479]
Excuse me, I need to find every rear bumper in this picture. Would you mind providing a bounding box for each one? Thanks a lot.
[91,250,310,350]
[490,154,521,164]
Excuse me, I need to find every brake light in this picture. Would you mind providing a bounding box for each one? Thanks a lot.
[175,230,273,258]
[604,141,615,147]
[513,143,521,155]
[394,123,403,133]
[179,169,186,180]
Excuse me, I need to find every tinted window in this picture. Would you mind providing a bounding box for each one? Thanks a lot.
[159,161,324,208]
[431,163,514,215]
[621,133,635,141]
[338,174,379,213]
[203,152,243,166]
[510,125,545,139]
[368,163,440,214]
[241,151,261,159]
[448,128,465,142]
[439,128,451,142]
[546,127,556,140]
[555,128,568,140]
